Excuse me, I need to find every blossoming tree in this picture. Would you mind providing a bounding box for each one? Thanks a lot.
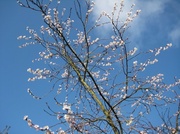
[17,0,179,134]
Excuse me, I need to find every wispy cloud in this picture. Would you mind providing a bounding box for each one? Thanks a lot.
[92,0,179,48]
[92,0,135,31]
[128,0,170,48]
[169,25,180,47]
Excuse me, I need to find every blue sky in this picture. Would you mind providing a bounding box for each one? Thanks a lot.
[0,0,180,133]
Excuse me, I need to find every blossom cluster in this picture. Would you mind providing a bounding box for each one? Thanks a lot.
[62,103,75,126]
[148,43,172,56]
[27,68,51,81]
[23,115,51,132]
[23,115,67,134]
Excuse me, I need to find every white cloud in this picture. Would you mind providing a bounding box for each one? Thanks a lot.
[93,0,135,30]
[93,0,134,17]
[128,0,170,47]
[136,0,169,14]
[92,0,173,48]
[169,25,180,47]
